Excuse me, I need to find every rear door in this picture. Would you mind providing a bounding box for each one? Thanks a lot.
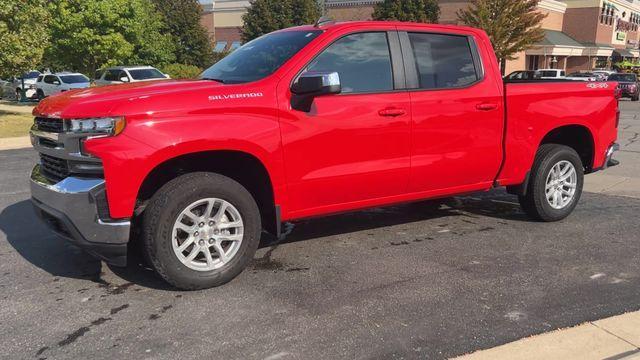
[399,30,504,193]
[278,29,412,216]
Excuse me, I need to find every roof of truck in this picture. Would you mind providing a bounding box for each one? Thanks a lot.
[281,21,488,36]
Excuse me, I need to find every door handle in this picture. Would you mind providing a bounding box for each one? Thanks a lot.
[378,108,406,117]
[476,103,499,111]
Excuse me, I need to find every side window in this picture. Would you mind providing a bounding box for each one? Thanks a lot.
[44,75,56,84]
[118,71,129,81]
[104,70,119,81]
[560,71,566,77]
[305,32,393,94]
[37,75,44,82]
[408,32,479,89]
[95,70,104,80]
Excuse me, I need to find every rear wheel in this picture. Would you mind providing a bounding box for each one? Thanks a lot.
[142,172,261,290]
[37,90,45,100]
[518,144,584,222]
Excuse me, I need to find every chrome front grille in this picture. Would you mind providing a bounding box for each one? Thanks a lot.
[35,117,65,133]
[40,153,70,183]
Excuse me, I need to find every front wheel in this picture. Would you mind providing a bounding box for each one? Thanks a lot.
[632,95,639,102]
[518,144,584,222]
[142,172,261,290]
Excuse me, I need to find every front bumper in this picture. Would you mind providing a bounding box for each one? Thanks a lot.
[30,164,131,266]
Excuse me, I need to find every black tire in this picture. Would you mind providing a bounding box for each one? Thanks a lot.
[37,90,45,101]
[518,144,584,222]
[142,172,261,290]
[632,95,639,102]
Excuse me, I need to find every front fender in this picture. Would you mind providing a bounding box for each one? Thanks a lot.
[83,114,285,219]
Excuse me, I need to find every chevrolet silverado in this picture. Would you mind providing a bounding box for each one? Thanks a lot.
[29,21,620,289]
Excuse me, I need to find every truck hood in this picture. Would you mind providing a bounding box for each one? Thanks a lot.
[34,79,226,118]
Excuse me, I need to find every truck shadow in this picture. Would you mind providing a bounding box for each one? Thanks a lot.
[0,200,104,281]
[1,191,526,289]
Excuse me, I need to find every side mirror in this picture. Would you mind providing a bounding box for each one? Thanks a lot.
[291,71,341,112]
[120,76,130,83]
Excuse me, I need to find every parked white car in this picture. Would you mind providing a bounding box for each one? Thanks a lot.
[35,72,91,99]
[94,66,169,86]
[537,69,566,79]
[9,71,41,101]
[566,72,598,81]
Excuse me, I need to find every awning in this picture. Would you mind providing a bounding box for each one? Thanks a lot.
[614,48,635,58]
[536,30,584,47]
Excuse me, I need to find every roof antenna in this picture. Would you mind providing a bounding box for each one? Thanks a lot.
[314,16,335,28]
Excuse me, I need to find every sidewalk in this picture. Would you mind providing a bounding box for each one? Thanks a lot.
[0,136,31,151]
[454,311,640,360]
[0,100,35,114]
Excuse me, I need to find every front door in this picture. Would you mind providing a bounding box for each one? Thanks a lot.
[279,31,412,217]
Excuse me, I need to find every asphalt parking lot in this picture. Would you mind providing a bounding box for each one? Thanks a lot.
[1,102,639,360]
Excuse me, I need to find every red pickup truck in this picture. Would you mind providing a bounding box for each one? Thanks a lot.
[30,21,620,290]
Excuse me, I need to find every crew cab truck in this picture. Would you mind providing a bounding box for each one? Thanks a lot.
[29,21,620,290]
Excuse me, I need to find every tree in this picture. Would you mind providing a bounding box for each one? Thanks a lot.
[241,0,321,43]
[45,0,175,75]
[152,0,213,68]
[372,0,440,23]
[457,0,546,74]
[0,0,49,78]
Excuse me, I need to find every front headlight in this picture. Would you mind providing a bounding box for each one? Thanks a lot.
[67,116,126,136]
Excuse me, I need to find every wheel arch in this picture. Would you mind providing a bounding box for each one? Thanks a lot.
[539,124,595,172]
[507,124,595,197]
[135,150,279,236]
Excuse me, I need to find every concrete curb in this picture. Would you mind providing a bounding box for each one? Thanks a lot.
[0,136,31,151]
[453,311,640,360]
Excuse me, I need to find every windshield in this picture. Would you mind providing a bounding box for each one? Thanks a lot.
[60,74,89,84]
[200,30,322,84]
[22,71,40,79]
[569,73,591,77]
[609,74,637,82]
[128,68,165,80]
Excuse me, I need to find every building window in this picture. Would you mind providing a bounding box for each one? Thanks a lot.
[527,55,540,70]
[214,41,228,53]
[229,41,242,52]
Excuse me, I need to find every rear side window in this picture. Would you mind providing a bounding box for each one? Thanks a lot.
[128,68,165,80]
[305,32,393,94]
[408,33,479,89]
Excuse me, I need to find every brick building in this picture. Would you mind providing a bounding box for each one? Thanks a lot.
[199,0,640,73]
[199,0,249,52]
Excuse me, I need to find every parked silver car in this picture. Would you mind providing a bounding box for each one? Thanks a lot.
[9,71,41,101]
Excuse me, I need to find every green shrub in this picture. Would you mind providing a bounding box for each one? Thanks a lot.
[161,63,202,79]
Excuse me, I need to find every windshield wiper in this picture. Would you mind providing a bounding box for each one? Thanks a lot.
[201,77,226,84]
